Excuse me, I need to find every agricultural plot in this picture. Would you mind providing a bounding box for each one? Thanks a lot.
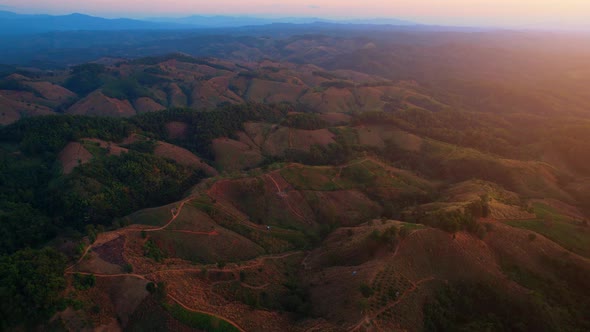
[123,203,177,227]
[505,202,590,258]
[148,229,264,264]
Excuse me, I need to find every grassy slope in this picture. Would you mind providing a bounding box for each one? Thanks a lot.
[123,203,176,227]
[164,303,240,332]
[505,202,590,258]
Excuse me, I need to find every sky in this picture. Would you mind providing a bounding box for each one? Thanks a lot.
[1,0,589,28]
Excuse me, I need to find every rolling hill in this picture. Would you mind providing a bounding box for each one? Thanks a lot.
[1,28,590,331]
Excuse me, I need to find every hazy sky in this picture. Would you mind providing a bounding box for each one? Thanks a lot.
[2,0,589,27]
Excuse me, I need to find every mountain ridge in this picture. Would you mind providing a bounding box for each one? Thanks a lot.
[0,10,418,35]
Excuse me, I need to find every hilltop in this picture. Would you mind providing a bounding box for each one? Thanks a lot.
[0,53,432,125]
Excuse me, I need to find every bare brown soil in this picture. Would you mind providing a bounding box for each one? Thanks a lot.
[133,97,165,113]
[165,121,189,140]
[67,92,136,117]
[61,161,590,331]
[58,142,93,174]
[211,137,263,171]
[0,92,55,125]
[318,112,352,125]
[154,141,218,176]
[93,236,128,267]
[24,81,76,101]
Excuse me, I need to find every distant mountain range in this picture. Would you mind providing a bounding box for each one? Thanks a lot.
[147,15,416,28]
[0,11,184,34]
[0,10,417,34]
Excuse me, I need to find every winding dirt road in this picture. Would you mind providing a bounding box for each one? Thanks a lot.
[349,229,433,332]
[65,270,246,332]
[65,271,148,280]
[67,196,197,271]
[167,230,220,236]
[145,197,193,232]
[264,172,310,223]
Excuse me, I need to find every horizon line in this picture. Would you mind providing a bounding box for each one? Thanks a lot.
[2,8,590,32]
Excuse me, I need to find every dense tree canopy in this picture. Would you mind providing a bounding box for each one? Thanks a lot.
[49,151,203,227]
[0,248,66,330]
[133,103,288,159]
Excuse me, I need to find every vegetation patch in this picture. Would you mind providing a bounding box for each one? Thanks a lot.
[423,281,558,332]
[133,103,289,159]
[164,303,240,332]
[505,218,590,258]
[123,139,157,154]
[72,273,96,290]
[281,166,338,191]
[102,78,151,100]
[143,238,168,262]
[211,215,309,253]
[504,201,590,257]
[281,113,328,130]
[0,78,41,96]
[52,151,203,228]
[531,202,577,223]
[149,229,263,264]
[499,256,590,331]
[0,248,66,330]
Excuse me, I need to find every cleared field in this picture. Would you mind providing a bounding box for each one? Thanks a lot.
[444,180,521,205]
[126,297,196,332]
[154,140,218,176]
[58,142,93,174]
[356,125,423,151]
[355,159,432,191]
[149,228,264,264]
[303,190,382,227]
[133,97,165,113]
[532,201,579,223]
[212,218,310,253]
[212,137,263,172]
[123,203,176,227]
[165,121,189,139]
[304,221,422,269]
[505,219,590,258]
[245,78,305,104]
[504,202,590,258]
[280,166,338,191]
[281,159,432,194]
[67,91,136,117]
[167,205,219,232]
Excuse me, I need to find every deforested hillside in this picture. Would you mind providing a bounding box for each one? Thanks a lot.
[2,29,590,331]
